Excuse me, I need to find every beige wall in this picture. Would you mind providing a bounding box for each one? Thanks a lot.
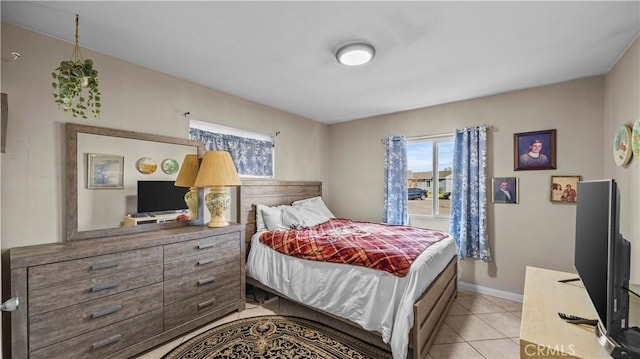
[328,77,608,294]
[0,23,329,249]
[604,37,640,284]
[328,37,640,294]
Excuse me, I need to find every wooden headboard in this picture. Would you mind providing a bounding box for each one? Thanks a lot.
[239,180,322,245]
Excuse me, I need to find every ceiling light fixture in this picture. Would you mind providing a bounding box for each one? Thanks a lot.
[336,43,375,66]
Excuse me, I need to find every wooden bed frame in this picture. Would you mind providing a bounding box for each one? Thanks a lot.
[239,180,457,359]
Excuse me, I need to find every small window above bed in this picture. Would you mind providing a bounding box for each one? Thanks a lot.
[189,120,274,178]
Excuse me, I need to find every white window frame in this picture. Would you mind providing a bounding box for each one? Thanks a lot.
[407,133,454,219]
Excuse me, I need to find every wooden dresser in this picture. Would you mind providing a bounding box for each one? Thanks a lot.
[2,224,245,359]
[520,266,640,358]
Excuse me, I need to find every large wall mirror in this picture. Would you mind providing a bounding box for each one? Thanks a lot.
[66,123,204,241]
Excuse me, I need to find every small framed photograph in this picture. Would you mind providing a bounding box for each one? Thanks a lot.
[550,175,581,203]
[492,177,519,204]
[514,129,557,171]
[87,153,124,189]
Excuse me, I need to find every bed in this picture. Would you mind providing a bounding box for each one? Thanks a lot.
[239,180,458,359]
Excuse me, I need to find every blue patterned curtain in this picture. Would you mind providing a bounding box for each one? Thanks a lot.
[383,136,408,225]
[190,128,273,177]
[448,126,490,262]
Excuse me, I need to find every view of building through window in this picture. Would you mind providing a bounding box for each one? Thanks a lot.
[407,136,454,216]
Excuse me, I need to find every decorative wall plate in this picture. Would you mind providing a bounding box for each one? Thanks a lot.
[613,125,632,167]
[632,119,640,161]
[161,158,179,174]
[136,157,157,174]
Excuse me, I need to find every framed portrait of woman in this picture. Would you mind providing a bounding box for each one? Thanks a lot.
[514,129,557,171]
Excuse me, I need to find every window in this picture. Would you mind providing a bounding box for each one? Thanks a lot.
[189,120,274,178]
[407,134,454,217]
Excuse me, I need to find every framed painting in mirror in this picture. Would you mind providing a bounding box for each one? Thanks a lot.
[87,153,124,189]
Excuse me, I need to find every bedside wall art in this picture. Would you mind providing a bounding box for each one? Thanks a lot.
[550,175,581,203]
[491,177,519,204]
[514,129,556,171]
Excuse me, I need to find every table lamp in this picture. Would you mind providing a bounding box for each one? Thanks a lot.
[193,151,241,227]
[174,154,200,220]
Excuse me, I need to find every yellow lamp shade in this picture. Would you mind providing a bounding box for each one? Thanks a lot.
[194,151,241,188]
[174,154,199,187]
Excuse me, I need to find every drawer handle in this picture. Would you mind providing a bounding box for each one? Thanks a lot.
[197,298,216,310]
[197,242,215,250]
[197,258,215,266]
[91,281,121,292]
[92,304,122,319]
[92,334,122,350]
[197,276,216,286]
[91,261,120,271]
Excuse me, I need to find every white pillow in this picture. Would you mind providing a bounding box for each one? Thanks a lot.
[282,206,330,229]
[291,196,335,218]
[256,204,268,232]
[256,204,289,231]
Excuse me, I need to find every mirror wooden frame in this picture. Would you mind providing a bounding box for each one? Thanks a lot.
[66,123,205,241]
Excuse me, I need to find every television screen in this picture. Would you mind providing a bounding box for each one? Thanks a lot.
[137,180,189,214]
[575,179,629,340]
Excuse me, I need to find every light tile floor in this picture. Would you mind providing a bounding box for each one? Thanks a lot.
[135,289,522,359]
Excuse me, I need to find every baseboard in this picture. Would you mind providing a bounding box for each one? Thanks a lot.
[458,281,523,303]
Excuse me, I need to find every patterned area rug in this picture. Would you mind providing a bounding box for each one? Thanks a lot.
[161,315,392,359]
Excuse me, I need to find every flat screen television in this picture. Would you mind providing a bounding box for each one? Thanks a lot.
[137,180,189,214]
[574,179,639,357]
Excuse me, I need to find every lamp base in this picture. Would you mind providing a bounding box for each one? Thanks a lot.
[185,187,198,220]
[204,186,230,227]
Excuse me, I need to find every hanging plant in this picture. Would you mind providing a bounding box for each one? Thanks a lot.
[51,15,101,119]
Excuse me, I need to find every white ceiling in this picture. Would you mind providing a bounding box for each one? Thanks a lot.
[2,1,639,124]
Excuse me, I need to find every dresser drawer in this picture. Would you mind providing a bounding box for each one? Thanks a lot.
[28,246,163,290]
[164,247,239,280]
[29,263,163,316]
[164,261,239,304]
[29,308,163,359]
[164,282,241,329]
[29,282,163,351]
[163,232,240,262]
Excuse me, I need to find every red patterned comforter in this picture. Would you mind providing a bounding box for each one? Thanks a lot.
[259,218,448,277]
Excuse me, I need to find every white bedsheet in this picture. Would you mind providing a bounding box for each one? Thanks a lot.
[246,230,457,359]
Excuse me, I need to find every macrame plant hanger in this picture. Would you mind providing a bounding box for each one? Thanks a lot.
[71,15,83,63]
[51,14,101,119]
